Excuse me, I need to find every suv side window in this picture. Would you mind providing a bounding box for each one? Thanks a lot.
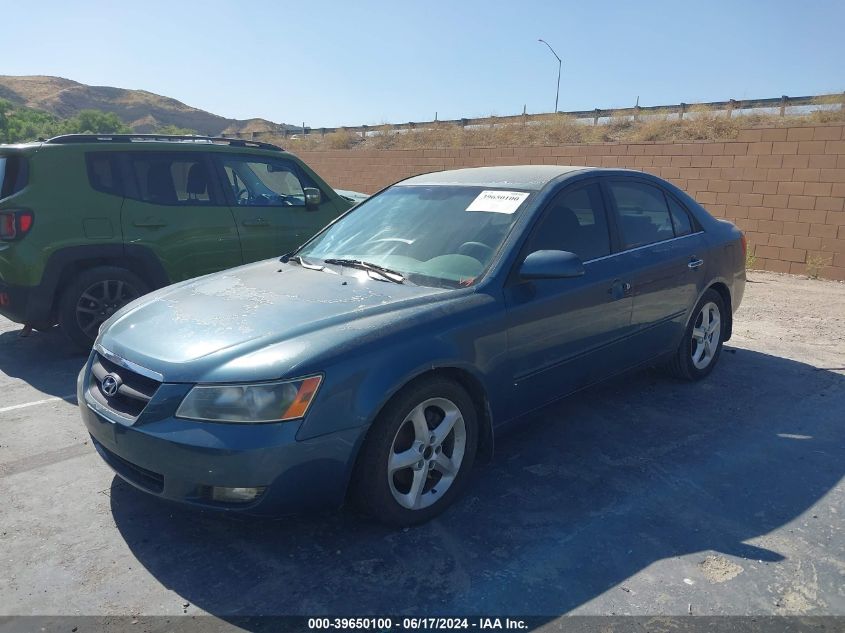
[219,157,311,207]
[525,183,611,261]
[86,152,124,196]
[607,181,675,249]
[127,154,214,205]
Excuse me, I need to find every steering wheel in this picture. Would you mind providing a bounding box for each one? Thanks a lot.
[457,241,493,262]
[235,188,250,204]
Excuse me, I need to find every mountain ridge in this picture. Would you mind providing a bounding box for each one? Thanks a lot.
[0,75,292,136]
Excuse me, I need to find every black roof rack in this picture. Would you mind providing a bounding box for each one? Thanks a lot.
[44,133,284,151]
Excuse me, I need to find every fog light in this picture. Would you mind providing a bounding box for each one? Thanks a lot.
[211,486,265,503]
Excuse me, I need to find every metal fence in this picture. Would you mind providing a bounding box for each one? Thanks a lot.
[225,93,845,141]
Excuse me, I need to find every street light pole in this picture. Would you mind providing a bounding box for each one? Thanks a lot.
[538,38,562,113]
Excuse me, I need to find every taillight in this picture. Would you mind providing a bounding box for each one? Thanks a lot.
[0,210,34,240]
[740,232,747,259]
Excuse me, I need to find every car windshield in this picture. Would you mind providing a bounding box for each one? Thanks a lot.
[297,185,530,288]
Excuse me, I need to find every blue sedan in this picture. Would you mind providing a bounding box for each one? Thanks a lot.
[79,166,746,525]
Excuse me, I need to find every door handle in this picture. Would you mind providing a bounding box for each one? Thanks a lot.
[608,279,632,300]
[132,217,167,228]
[688,257,704,269]
[242,218,269,227]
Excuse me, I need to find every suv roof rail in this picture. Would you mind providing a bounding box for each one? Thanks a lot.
[44,133,284,152]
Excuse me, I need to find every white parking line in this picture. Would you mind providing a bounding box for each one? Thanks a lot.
[0,395,77,414]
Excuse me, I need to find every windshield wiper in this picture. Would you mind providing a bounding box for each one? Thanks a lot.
[323,258,405,284]
[285,254,326,271]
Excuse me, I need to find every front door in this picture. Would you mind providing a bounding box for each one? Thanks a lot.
[120,152,242,282]
[504,182,634,416]
[215,155,341,262]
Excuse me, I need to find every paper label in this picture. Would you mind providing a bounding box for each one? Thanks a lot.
[466,190,530,214]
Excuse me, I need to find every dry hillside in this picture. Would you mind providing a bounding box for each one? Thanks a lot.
[0,75,292,135]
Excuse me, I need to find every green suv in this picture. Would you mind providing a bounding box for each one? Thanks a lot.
[0,134,355,348]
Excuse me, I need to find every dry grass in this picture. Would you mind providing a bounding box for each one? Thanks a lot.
[805,254,832,279]
[274,103,845,151]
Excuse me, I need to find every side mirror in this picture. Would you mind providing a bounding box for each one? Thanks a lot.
[304,187,321,211]
[519,250,585,280]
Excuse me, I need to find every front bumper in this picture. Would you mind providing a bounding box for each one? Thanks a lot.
[77,362,366,516]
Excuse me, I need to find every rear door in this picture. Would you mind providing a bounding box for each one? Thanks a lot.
[120,152,242,282]
[603,179,707,353]
[213,154,341,261]
[504,181,635,412]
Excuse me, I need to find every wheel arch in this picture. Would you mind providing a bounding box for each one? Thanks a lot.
[707,280,733,341]
[342,365,495,505]
[30,245,170,325]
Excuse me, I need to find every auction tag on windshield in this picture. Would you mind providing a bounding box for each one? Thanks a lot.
[466,190,529,214]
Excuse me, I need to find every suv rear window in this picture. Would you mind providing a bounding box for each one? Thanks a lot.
[86,152,124,196]
[0,155,29,200]
[127,154,214,205]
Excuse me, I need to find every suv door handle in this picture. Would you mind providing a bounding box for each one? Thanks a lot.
[242,218,269,227]
[132,217,167,228]
[688,257,704,269]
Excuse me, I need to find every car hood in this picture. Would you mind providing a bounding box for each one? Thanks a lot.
[98,259,450,378]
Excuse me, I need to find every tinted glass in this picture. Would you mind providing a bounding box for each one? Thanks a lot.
[0,155,27,200]
[86,153,123,196]
[608,182,674,248]
[221,157,306,207]
[129,155,212,205]
[526,184,611,261]
[667,195,694,237]
[299,185,528,288]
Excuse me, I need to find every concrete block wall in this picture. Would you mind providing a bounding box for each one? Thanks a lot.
[295,123,845,280]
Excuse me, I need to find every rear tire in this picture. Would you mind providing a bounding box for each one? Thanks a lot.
[666,288,726,381]
[58,266,148,351]
[353,377,478,526]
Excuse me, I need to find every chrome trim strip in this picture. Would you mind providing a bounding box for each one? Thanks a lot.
[94,344,165,382]
[84,389,136,427]
[583,231,705,265]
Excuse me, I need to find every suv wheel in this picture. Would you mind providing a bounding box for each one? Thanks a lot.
[354,377,478,526]
[58,267,148,350]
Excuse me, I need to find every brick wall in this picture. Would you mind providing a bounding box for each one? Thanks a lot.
[295,123,845,280]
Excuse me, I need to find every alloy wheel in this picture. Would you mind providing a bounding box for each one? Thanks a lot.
[691,301,721,370]
[75,280,139,338]
[387,397,467,510]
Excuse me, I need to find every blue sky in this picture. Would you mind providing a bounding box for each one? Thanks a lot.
[2,0,843,127]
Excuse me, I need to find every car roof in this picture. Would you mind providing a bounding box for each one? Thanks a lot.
[397,165,596,191]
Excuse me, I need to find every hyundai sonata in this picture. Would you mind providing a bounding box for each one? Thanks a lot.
[78,165,745,525]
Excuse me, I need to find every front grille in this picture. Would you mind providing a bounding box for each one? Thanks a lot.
[88,352,161,422]
[91,437,164,493]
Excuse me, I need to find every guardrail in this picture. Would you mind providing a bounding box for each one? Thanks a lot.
[226,93,844,141]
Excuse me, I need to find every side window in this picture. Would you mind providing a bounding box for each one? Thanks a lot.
[220,157,306,207]
[128,154,212,205]
[86,153,123,196]
[608,182,674,249]
[526,184,611,261]
[667,195,694,237]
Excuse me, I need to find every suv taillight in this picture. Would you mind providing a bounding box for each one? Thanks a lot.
[0,210,34,240]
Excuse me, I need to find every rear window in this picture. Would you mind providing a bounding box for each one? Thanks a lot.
[86,152,124,196]
[0,155,29,200]
[127,153,214,205]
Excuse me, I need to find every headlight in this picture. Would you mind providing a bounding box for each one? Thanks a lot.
[175,375,322,423]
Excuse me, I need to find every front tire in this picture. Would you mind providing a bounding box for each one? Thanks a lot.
[667,288,726,381]
[58,266,148,351]
[354,377,479,526]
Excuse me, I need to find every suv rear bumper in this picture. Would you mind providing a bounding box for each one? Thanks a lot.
[0,279,33,324]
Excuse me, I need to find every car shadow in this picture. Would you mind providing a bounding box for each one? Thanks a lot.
[109,347,844,623]
[0,326,87,399]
